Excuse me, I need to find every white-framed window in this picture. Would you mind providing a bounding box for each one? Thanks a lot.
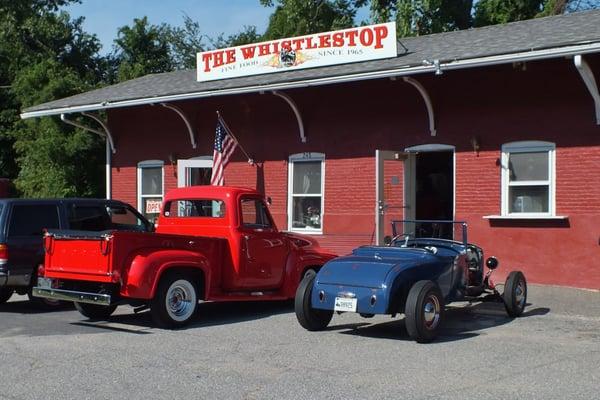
[137,160,164,219]
[501,141,556,217]
[288,152,325,233]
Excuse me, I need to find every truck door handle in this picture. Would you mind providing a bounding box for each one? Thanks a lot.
[243,235,254,261]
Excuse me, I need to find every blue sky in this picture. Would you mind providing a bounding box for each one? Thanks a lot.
[64,0,370,54]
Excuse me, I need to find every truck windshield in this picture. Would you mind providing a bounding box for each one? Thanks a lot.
[163,200,225,218]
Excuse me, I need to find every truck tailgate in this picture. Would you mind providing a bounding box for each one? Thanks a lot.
[44,230,114,282]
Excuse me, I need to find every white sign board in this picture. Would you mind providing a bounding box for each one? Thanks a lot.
[197,22,397,82]
[145,200,162,214]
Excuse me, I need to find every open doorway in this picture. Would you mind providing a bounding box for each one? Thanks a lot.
[177,157,213,187]
[408,146,454,239]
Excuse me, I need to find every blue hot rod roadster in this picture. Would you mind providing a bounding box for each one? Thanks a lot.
[295,220,527,343]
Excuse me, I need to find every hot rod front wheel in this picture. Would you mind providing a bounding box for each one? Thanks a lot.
[295,272,333,331]
[405,280,444,343]
[503,271,527,317]
[151,273,198,329]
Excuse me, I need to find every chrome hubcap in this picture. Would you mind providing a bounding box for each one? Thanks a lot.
[166,280,196,322]
[423,295,440,330]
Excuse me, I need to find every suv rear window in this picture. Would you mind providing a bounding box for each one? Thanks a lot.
[8,205,60,236]
[68,205,110,231]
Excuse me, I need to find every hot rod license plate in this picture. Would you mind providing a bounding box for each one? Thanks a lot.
[334,297,357,312]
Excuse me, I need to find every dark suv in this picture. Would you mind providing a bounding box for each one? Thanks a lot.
[0,198,151,306]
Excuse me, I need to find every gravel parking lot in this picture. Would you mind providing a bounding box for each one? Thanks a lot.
[1,284,599,400]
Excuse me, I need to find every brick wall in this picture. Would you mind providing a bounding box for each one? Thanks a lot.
[109,54,600,289]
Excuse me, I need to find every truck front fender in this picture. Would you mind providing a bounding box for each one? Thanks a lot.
[120,249,210,300]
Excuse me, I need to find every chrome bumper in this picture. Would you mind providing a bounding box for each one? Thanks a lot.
[32,287,111,306]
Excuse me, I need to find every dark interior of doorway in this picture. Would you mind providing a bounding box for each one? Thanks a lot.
[415,151,453,239]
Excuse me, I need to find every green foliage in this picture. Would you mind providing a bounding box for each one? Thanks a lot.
[0,0,104,198]
[167,14,209,69]
[473,0,543,27]
[113,16,174,81]
[395,0,473,37]
[261,0,359,39]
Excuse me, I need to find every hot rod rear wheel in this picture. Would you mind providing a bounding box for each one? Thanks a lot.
[405,280,444,343]
[503,271,527,317]
[151,273,198,329]
[295,272,333,331]
[74,302,117,320]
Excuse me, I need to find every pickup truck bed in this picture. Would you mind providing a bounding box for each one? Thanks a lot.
[36,229,226,301]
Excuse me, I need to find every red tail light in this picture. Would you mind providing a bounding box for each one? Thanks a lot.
[0,244,8,264]
[37,264,45,278]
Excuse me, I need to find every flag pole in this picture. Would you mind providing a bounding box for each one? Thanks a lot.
[216,111,254,165]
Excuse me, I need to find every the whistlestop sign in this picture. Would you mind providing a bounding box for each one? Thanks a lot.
[196,22,397,82]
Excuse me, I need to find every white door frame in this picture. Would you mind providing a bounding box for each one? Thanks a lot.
[177,156,213,187]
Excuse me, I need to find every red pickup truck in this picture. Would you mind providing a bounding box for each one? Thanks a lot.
[33,186,335,328]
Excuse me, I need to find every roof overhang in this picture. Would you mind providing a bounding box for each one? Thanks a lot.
[20,41,600,120]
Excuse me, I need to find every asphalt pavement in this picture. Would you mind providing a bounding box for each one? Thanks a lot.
[0,284,598,400]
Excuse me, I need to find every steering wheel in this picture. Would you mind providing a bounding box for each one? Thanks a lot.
[388,233,414,247]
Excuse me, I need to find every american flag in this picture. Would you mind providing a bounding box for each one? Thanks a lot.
[210,117,238,186]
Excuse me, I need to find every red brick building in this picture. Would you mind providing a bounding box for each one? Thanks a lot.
[22,11,600,289]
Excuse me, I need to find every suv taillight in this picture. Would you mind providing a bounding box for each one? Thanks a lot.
[0,244,8,264]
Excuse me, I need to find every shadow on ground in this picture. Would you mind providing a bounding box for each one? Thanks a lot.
[0,298,74,314]
[70,300,296,334]
[331,302,550,343]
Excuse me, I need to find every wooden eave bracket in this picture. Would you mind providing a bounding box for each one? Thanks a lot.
[402,77,437,136]
[61,113,116,153]
[265,90,306,143]
[574,55,600,125]
[160,103,197,148]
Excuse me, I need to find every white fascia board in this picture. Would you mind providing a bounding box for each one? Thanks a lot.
[20,41,600,120]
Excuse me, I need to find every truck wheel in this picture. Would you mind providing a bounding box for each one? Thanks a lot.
[28,291,62,309]
[151,273,198,329]
[0,287,13,304]
[405,280,444,343]
[295,272,333,331]
[503,271,527,317]
[74,302,117,320]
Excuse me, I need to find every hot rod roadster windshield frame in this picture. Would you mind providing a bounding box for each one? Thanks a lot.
[390,220,468,246]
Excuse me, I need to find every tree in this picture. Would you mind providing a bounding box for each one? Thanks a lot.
[260,0,360,39]
[474,0,543,27]
[0,0,105,197]
[112,17,174,81]
[395,0,473,37]
[167,14,209,70]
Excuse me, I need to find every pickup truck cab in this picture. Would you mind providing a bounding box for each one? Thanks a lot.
[33,186,336,328]
[0,198,150,307]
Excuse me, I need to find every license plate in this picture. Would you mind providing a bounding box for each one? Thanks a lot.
[334,297,357,312]
[37,277,53,288]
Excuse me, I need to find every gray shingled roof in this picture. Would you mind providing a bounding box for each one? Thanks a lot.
[22,9,600,117]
